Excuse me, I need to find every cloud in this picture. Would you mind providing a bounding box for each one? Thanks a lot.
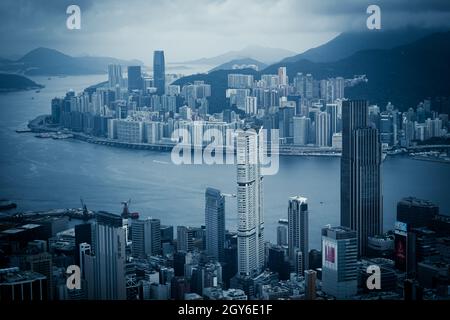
[0,0,449,62]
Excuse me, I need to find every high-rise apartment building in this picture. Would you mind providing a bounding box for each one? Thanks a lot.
[108,64,123,88]
[236,129,264,277]
[288,196,309,272]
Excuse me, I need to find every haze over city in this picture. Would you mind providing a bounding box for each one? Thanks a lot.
[1,0,450,63]
[1,0,450,308]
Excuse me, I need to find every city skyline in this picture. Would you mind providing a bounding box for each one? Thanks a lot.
[1,1,450,304]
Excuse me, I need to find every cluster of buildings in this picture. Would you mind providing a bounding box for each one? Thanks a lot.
[5,49,450,301]
[47,50,449,152]
[368,100,449,147]
[3,99,450,301]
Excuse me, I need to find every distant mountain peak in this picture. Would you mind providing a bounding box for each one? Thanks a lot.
[19,47,72,62]
[281,27,445,63]
[183,46,296,65]
[3,47,143,76]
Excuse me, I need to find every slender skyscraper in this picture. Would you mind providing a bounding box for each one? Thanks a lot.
[288,196,309,272]
[278,67,288,86]
[236,129,264,277]
[153,50,165,95]
[205,187,225,262]
[108,64,123,88]
[315,111,331,147]
[277,219,288,246]
[93,211,127,300]
[340,100,382,257]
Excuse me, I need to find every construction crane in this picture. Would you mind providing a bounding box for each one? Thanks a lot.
[80,197,89,222]
[121,199,139,219]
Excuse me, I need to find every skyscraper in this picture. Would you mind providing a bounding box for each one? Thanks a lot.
[177,226,194,253]
[315,111,331,147]
[131,218,161,258]
[236,128,264,277]
[293,116,310,145]
[278,105,295,144]
[321,226,357,299]
[340,100,382,257]
[288,196,309,272]
[93,211,127,300]
[326,103,340,136]
[74,223,92,266]
[277,219,288,246]
[205,187,226,262]
[153,50,165,95]
[278,67,288,86]
[108,64,123,88]
[127,66,142,92]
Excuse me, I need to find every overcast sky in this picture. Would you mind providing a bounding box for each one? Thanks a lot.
[1,0,450,64]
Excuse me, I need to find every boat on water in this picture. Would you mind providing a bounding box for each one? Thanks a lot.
[35,132,74,139]
[0,200,17,211]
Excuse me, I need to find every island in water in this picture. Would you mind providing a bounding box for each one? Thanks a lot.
[0,73,44,92]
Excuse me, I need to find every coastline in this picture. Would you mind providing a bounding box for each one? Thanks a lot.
[27,115,343,157]
[26,115,450,162]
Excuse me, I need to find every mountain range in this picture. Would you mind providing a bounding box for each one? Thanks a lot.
[0,47,143,76]
[183,45,296,65]
[281,28,439,63]
[174,31,450,113]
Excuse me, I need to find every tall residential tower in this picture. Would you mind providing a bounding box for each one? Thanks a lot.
[288,196,309,274]
[236,129,264,277]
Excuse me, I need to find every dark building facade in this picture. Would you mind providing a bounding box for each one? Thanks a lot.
[205,187,225,262]
[340,100,382,257]
[127,66,142,92]
[397,197,439,229]
[153,50,165,95]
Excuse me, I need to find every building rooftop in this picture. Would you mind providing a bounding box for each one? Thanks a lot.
[1,228,24,235]
[322,226,356,239]
[0,268,46,284]
[399,197,438,209]
[289,196,307,203]
[20,224,41,230]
